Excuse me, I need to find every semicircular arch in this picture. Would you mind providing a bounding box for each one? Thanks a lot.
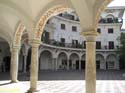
[34,4,71,40]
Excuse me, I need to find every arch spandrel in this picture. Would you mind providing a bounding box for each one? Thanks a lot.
[94,0,113,30]
[34,5,70,41]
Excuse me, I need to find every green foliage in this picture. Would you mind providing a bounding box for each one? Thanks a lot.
[118,33,125,69]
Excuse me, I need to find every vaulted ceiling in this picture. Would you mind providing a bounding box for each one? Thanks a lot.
[0,0,112,47]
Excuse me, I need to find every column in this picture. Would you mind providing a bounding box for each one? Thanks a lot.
[28,40,40,92]
[52,58,56,71]
[81,31,98,93]
[23,55,27,73]
[116,56,119,70]
[52,58,55,70]
[54,58,58,71]
[67,59,69,70]
[10,46,19,83]
[104,59,107,70]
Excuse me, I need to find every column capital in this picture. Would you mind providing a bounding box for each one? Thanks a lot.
[80,31,99,37]
[10,45,20,52]
[80,31,99,42]
[29,39,41,48]
[13,46,20,49]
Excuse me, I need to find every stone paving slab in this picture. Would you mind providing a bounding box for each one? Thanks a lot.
[1,80,125,93]
[0,70,125,93]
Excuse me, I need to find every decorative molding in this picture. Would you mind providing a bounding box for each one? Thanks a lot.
[80,31,99,36]
[35,5,70,40]
[94,0,112,30]
[14,22,25,46]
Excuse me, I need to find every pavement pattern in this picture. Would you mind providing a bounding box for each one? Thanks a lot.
[0,70,125,93]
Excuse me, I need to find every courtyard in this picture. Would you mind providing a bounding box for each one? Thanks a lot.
[0,70,125,93]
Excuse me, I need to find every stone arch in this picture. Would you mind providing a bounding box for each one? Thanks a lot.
[81,54,86,60]
[13,22,26,47]
[69,53,79,60]
[107,53,117,58]
[106,54,118,69]
[96,53,104,58]
[57,52,68,70]
[40,50,53,70]
[57,51,68,59]
[34,5,71,40]
[69,52,80,59]
[39,49,53,58]
[94,0,112,30]
[96,54,105,69]
[69,53,80,70]
[58,52,68,59]
[106,14,115,19]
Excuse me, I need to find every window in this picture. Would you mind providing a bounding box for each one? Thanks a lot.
[72,40,78,48]
[61,24,65,30]
[96,41,101,49]
[72,26,77,32]
[61,38,65,43]
[41,31,50,44]
[97,28,101,33]
[108,28,113,33]
[107,18,113,23]
[70,15,75,20]
[109,41,114,49]
[60,38,65,46]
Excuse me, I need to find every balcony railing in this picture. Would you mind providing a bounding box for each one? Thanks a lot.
[42,39,119,50]
[58,14,122,24]
[58,14,80,22]
[99,18,123,24]
[43,39,83,48]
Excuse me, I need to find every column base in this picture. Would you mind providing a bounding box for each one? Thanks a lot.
[27,88,39,93]
[10,80,19,83]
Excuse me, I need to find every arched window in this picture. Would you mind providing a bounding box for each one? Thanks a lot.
[106,14,114,23]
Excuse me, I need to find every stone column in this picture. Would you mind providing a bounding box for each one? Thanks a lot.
[28,40,40,92]
[10,46,19,83]
[23,55,27,73]
[81,31,98,93]
[52,58,56,71]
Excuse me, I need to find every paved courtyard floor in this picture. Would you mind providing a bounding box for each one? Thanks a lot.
[0,70,125,93]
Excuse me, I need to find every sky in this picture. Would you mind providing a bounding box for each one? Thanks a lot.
[108,0,125,29]
[108,0,125,7]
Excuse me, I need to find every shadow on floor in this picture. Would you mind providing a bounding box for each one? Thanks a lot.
[0,70,125,81]
[0,82,11,86]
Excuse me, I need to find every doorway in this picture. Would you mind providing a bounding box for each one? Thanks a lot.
[81,61,85,69]
[96,60,100,69]
[76,60,79,70]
